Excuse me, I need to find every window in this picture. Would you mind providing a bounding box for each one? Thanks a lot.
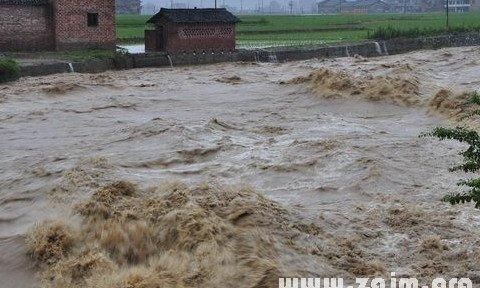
[87,13,99,27]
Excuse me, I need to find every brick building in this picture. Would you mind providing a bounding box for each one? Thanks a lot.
[317,0,392,13]
[472,0,480,10]
[145,8,239,54]
[0,0,115,52]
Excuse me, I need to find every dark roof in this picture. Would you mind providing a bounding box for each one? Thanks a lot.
[0,0,48,5]
[147,8,239,24]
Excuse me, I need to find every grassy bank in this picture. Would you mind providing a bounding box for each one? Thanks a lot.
[117,12,480,47]
[0,58,20,83]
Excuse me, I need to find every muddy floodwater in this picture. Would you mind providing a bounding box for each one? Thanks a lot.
[2,47,480,287]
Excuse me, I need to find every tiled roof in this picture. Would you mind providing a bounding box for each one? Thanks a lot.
[0,0,49,5]
[147,8,239,24]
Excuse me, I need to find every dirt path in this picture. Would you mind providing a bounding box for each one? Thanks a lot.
[1,46,480,287]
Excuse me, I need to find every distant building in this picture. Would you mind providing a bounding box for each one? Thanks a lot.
[316,0,341,13]
[0,0,116,52]
[317,0,392,13]
[145,8,239,54]
[268,0,285,13]
[472,0,480,10]
[386,0,444,12]
[344,0,392,13]
[316,0,456,13]
[446,0,471,11]
[116,0,141,14]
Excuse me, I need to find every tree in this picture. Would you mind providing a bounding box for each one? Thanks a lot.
[423,91,480,207]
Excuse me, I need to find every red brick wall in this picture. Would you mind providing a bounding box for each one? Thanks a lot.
[0,4,54,52]
[53,0,116,51]
[164,23,236,54]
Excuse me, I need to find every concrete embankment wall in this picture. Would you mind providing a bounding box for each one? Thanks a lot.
[19,32,480,77]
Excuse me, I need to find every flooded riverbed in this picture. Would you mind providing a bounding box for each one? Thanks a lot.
[2,46,480,287]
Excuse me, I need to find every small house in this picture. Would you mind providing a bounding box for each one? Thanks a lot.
[145,8,239,54]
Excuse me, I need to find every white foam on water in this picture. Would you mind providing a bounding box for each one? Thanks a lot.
[374,42,383,55]
[268,52,278,63]
[345,46,351,57]
[166,55,173,68]
[382,41,389,55]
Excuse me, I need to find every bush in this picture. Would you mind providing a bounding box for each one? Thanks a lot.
[0,58,20,83]
[62,49,117,62]
[368,25,480,40]
[112,49,131,69]
[61,49,131,70]
[423,91,480,208]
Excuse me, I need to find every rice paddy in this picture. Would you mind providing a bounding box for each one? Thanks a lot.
[117,12,480,47]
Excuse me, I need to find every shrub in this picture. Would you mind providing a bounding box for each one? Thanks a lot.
[112,49,131,69]
[423,91,480,208]
[0,57,20,83]
[368,25,480,40]
[258,17,269,24]
[62,49,131,70]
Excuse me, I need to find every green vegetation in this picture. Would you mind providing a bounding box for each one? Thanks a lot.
[117,12,480,47]
[424,91,480,208]
[0,58,20,83]
[116,14,150,42]
[369,24,480,40]
[56,49,131,69]
[59,49,119,62]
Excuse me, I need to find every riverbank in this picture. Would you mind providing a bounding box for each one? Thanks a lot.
[12,32,480,78]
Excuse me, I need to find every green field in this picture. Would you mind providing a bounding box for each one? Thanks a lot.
[116,12,480,48]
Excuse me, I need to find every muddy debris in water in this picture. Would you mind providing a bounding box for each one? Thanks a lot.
[31,180,429,287]
[41,82,85,95]
[419,235,447,254]
[26,221,75,265]
[215,75,244,85]
[29,179,480,287]
[27,181,306,287]
[427,89,480,126]
[49,157,114,200]
[285,68,421,107]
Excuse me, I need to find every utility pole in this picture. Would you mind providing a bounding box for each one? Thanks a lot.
[215,0,217,8]
[446,0,450,29]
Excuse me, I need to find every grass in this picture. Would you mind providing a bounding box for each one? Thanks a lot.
[117,12,480,47]
[368,24,480,39]
[116,14,151,41]
[0,58,20,83]
[59,49,119,61]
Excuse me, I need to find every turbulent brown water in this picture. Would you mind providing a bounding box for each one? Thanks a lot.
[2,46,480,287]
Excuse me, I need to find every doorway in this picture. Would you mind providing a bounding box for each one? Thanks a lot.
[156,26,165,51]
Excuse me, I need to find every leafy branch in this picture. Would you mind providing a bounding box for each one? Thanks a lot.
[423,91,480,208]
